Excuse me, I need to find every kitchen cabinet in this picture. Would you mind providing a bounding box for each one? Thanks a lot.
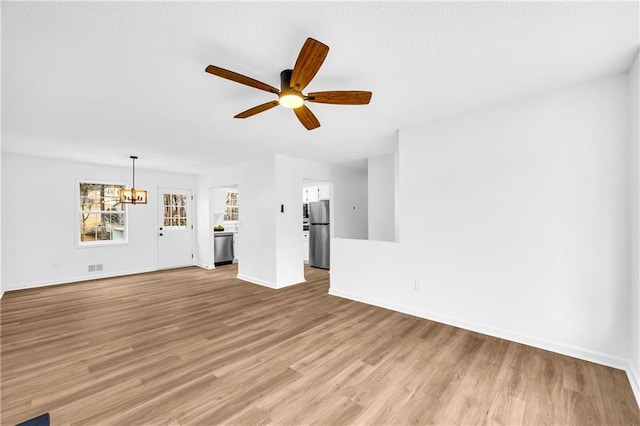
[303,187,317,203]
[302,231,309,263]
[318,185,330,200]
[303,185,330,203]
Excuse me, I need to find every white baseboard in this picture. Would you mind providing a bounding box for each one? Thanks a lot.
[328,287,630,372]
[237,274,278,289]
[3,267,158,293]
[627,362,640,409]
[274,279,306,289]
[236,274,305,289]
[196,263,215,270]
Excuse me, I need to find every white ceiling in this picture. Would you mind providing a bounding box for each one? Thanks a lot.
[2,1,638,174]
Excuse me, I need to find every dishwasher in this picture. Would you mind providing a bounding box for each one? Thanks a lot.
[214,232,234,266]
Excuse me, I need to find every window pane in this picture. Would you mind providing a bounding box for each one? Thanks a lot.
[161,192,189,228]
[80,214,95,241]
[79,182,126,244]
[224,191,238,221]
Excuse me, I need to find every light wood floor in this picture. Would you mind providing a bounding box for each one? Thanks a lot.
[1,265,639,425]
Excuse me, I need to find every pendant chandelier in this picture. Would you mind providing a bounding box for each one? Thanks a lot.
[120,155,148,205]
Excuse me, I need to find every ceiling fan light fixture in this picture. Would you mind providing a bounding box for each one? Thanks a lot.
[279,91,304,109]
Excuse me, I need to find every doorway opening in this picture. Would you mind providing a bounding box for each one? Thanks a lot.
[210,184,239,268]
[302,179,332,280]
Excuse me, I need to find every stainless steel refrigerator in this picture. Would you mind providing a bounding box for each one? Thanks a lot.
[309,200,330,269]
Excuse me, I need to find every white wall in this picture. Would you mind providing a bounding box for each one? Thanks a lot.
[210,187,227,222]
[331,74,632,369]
[194,156,279,286]
[2,154,196,290]
[0,2,3,297]
[275,155,368,284]
[630,49,640,401]
[276,155,306,286]
[0,150,3,298]
[0,149,2,297]
[238,156,278,286]
[330,164,368,240]
[194,153,368,288]
[368,153,397,242]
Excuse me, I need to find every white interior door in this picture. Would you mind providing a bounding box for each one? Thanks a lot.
[158,188,193,269]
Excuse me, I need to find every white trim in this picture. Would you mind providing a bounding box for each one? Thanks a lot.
[236,274,306,289]
[275,279,307,289]
[328,287,630,371]
[196,263,215,270]
[3,267,157,293]
[77,239,129,249]
[237,274,278,289]
[627,362,640,409]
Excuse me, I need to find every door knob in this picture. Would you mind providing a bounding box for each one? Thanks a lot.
[159,233,163,236]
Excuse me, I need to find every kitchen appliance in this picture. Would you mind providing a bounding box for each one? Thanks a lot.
[214,232,234,266]
[309,200,330,269]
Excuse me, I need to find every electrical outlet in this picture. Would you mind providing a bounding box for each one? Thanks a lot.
[414,280,422,292]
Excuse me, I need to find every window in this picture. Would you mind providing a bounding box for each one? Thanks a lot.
[163,193,188,228]
[79,182,126,244]
[224,191,238,221]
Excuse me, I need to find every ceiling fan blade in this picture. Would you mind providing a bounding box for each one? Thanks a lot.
[290,38,329,92]
[205,65,279,94]
[234,101,279,119]
[307,91,372,105]
[293,105,321,130]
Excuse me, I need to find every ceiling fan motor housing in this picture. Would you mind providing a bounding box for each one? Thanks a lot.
[280,69,294,90]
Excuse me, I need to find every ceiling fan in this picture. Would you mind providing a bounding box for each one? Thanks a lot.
[205,37,372,131]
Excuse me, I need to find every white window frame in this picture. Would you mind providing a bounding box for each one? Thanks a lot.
[77,179,129,247]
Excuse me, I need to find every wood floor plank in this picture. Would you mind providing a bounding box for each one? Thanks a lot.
[1,264,639,425]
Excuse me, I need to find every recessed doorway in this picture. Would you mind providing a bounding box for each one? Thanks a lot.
[302,179,332,279]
